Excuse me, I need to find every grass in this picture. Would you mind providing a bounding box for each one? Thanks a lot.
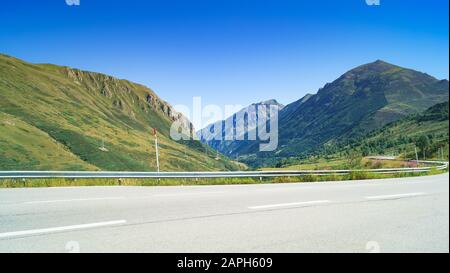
[0,168,446,188]
[260,157,427,171]
[0,112,98,170]
[262,158,349,171]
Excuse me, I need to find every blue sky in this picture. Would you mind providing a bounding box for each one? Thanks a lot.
[1,0,448,126]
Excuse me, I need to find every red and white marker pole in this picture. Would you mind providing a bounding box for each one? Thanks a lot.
[153,128,160,172]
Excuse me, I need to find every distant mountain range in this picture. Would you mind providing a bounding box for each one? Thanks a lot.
[198,99,284,155]
[0,54,239,171]
[199,60,449,167]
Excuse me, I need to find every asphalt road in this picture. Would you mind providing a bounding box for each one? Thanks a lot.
[0,173,448,253]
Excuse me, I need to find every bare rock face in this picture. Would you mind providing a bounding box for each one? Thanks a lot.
[61,64,197,137]
[146,94,154,105]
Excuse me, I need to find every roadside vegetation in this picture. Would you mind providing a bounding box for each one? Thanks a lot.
[0,166,447,188]
[261,156,434,171]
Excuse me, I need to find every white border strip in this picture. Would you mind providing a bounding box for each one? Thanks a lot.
[366,192,425,200]
[248,200,331,210]
[0,220,127,239]
[23,197,125,204]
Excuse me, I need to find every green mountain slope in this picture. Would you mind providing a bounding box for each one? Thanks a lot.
[0,54,238,171]
[331,101,449,160]
[216,60,448,167]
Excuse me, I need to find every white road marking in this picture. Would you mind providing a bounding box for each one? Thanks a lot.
[248,200,331,210]
[366,192,425,200]
[0,220,127,239]
[153,191,226,197]
[23,197,125,204]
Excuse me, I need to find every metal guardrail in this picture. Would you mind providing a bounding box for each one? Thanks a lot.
[0,160,447,179]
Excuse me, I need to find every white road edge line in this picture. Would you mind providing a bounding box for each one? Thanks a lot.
[248,200,331,210]
[0,220,127,239]
[23,197,126,204]
[366,192,426,200]
[153,191,226,197]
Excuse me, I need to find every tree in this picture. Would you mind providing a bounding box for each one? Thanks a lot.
[346,150,362,169]
[362,145,371,157]
[417,135,430,159]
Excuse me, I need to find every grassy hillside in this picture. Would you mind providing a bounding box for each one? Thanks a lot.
[0,54,240,171]
[273,102,449,169]
[0,112,98,170]
[332,101,449,160]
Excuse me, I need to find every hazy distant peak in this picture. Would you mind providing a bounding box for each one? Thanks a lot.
[299,93,313,103]
[252,99,284,108]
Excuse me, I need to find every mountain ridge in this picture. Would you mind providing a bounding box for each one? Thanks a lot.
[0,54,238,171]
[198,99,284,156]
